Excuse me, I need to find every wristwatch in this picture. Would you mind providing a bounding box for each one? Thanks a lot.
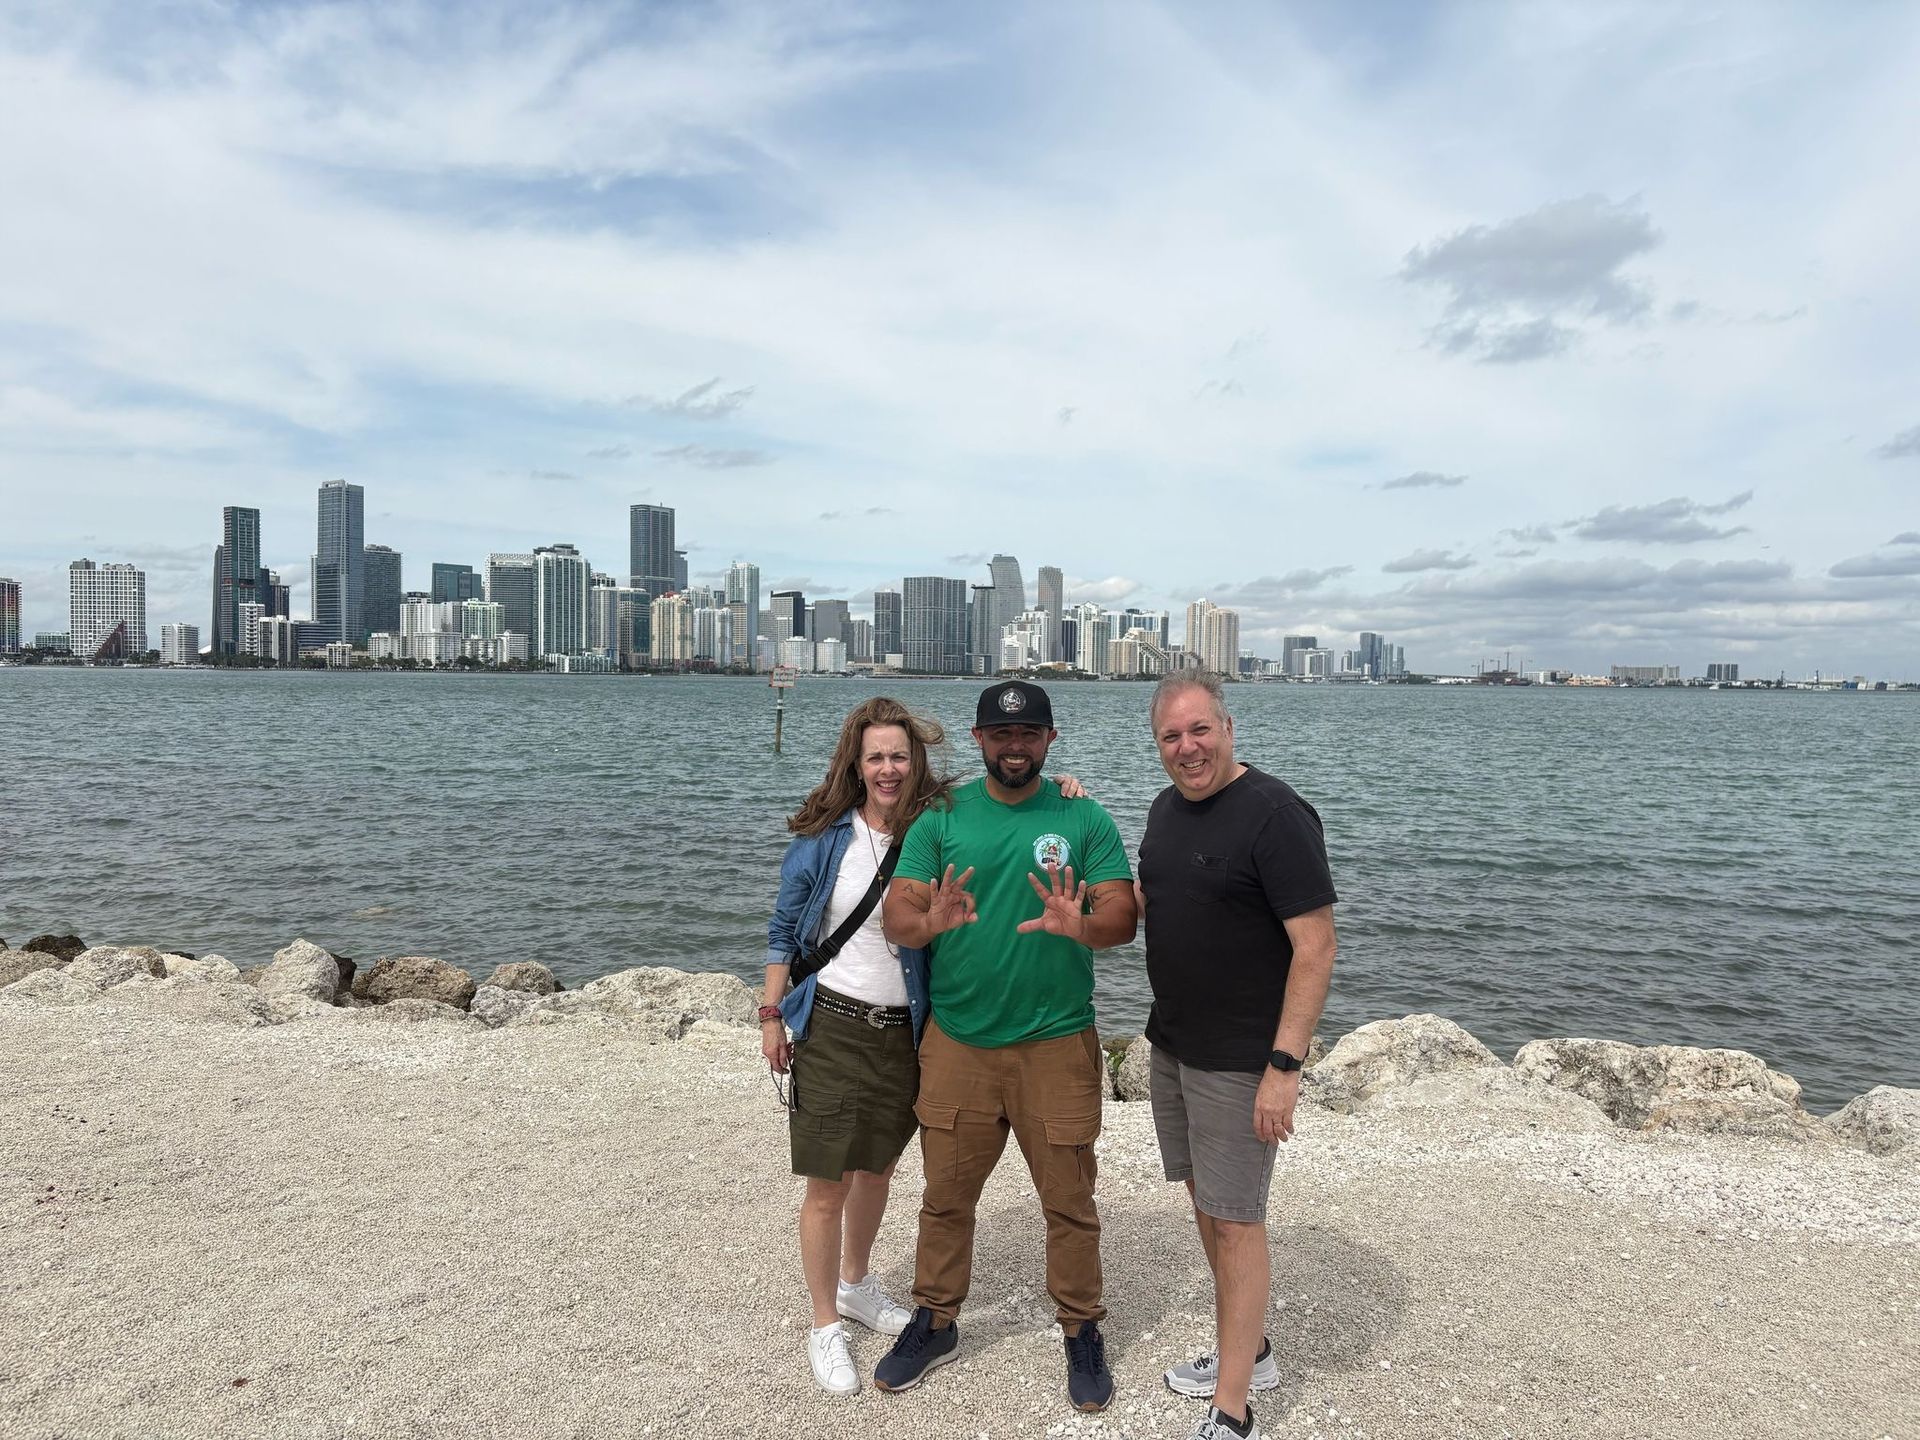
[1267,1048,1304,1073]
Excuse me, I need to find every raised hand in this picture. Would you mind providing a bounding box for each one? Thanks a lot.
[1016,864,1088,940]
[926,864,979,937]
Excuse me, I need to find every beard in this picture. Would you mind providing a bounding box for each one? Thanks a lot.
[985,753,1042,790]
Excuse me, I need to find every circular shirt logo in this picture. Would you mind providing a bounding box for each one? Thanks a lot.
[1033,833,1072,869]
[998,687,1027,713]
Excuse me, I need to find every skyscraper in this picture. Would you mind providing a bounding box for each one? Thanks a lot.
[69,559,147,660]
[313,480,366,646]
[629,503,676,598]
[726,561,760,671]
[989,554,1025,653]
[1036,566,1064,662]
[811,598,850,646]
[0,577,19,653]
[363,544,403,640]
[1185,599,1240,675]
[769,589,806,639]
[160,623,199,666]
[970,583,995,672]
[431,563,482,604]
[533,543,590,657]
[1282,635,1317,676]
[904,576,969,674]
[485,553,537,647]
[1357,631,1385,679]
[212,506,261,656]
[871,589,902,662]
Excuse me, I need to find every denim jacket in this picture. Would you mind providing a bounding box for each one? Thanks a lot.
[766,809,930,1043]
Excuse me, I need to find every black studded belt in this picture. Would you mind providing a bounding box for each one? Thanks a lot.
[813,986,911,1029]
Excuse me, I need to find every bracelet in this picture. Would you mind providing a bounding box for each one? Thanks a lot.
[757,1004,784,1023]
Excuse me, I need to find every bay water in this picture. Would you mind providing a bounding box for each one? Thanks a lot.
[2,668,1913,1111]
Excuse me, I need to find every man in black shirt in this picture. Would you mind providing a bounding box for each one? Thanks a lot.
[1138,672,1338,1440]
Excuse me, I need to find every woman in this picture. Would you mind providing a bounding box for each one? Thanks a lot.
[762,696,947,1396]
[762,697,1090,1395]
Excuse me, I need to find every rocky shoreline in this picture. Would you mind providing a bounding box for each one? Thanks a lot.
[3,932,1913,1156]
[3,934,1916,1438]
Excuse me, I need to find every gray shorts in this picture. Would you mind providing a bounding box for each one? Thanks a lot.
[1149,1046,1278,1223]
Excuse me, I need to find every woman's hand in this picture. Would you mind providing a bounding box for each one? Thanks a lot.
[1056,772,1093,800]
[761,1018,792,1074]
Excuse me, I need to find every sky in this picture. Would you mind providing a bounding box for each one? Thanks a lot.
[2,0,1917,676]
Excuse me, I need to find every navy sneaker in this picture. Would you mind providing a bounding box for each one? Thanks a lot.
[873,1306,959,1393]
[1064,1321,1114,1412]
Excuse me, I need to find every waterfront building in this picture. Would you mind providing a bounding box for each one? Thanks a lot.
[461,599,505,641]
[847,618,872,663]
[1109,629,1172,678]
[255,616,297,664]
[0,577,19,652]
[160,623,199,666]
[903,576,969,675]
[1036,567,1064,662]
[238,602,264,656]
[726,561,760,671]
[431,563,482,604]
[776,635,813,672]
[548,652,617,673]
[969,584,996,673]
[211,506,262,656]
[1123,609,1171,650]
[1000,609,1054,671]
[533,544,590,658]
[588,577,621,659]
[312,479,366,646]
[693,605,736,667]
[811,598,850,647]
[69,558,147,661]
[1611,664,1682,685]
[1069,603,1113,676]
[649,591,694,665]
[1282,635,1317,676]
[1707,663,1740,684]
[1057,615,1078,668]
[363,544,403,641]
[629,503,676,598]
[1356,631,1385,679]
[989,554,1025,641]
[871,589,902,661]
[324,642,353,668]
[33,632,71,654]
[1185,600,1240,676]
[485,554,537,646]
[674,549,688,593]
[368,633,397,661]
[769,589,805,640]
[615,588,650,669]
[497,632,530,665]
[815,638,847,674]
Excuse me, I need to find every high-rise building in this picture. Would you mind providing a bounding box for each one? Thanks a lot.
[1036,567,1064,662]
[431,563,482,604]
[726,561,761,671]
[1069,603,1109,675]
[1185,600,1240,676]
[1706,662,1740,684]
[969,583,996,673]
[629,504,676,598]
[649,591,694,664]
[1123,609,1171,650]
[1057,614,1078,668]
[363,544,403,641]
[0,576,19,652]
[769,590,806,639]
[693,605,736,667]
[160,623,199,666]
[811,598,850,647]
[69,559,147,660]
[815,638,847,674]
[533,544,590,657]
[674,549,689,593]
[616,588,651,669]
[1357,631,1385,680]
[588,576,621,659]
[904,576,969,674]
[847,617,872,663]
[1282,635,1317,676]
[871,589,902,661]
[211,506,261,656]
[312,479,366,646]
[485,554,537,644]
[261,571,290,619]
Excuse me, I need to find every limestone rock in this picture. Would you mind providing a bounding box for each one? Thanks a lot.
[1307,1014,1502,1112]
[485,961,560,995]
[1513,1038,1817,1139]
[341,997,483,1030]
[1366,1066,1615,1131]
[470,984,541,1028]
[102,977,274,1027]
[256,939,341,1005]
[0,948,63,990]
[362,956,477,1010]
[66,946,170,989]
[1826,1086,1920,1156]
[164,953,242,983]
[1116,1035,1154,1102]
[571,966,753,1037]
[23,934,85,963]
[2,968,100,1007]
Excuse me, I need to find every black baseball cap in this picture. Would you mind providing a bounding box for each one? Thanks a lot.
[975,680,1054,729]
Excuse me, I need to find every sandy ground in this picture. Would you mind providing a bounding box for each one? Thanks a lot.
[1,996,1914,1440]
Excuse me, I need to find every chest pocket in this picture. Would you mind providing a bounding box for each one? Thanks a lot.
[1185,853,1234,903]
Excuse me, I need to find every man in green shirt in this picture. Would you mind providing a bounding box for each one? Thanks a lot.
[874,680,1137,1413]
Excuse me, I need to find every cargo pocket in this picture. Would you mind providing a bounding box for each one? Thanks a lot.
[796,1089,854,1137]
[1041,1113,1100,1203]
[914,1098,960,1184]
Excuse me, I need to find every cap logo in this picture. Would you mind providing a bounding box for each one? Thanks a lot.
[998,687,1026,713]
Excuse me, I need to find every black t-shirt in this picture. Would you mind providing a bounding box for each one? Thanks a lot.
[1141,764,1337,1072]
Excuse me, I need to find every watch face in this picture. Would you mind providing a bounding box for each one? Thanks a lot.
[1269,1049,1303,1072]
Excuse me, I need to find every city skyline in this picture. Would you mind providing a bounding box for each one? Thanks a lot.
[2,5,1918,675]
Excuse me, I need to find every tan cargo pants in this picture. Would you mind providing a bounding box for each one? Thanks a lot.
[910,1016,1106,1328]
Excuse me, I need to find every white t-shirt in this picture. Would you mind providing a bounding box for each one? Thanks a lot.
[815,813,909,1007]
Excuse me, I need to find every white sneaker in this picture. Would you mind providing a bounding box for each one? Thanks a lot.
[1188,1404,1263,1439]
[808,1322,859,1396]
[837,1274,913,1336]
[1163,1338,1280,1397]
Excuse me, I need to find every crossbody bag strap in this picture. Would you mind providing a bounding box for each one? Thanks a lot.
[790,837,904,983]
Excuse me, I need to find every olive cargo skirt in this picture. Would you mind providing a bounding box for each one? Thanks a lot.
[789,987,920,1181]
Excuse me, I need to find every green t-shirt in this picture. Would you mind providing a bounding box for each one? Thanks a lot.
[897,777,1133,1048]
